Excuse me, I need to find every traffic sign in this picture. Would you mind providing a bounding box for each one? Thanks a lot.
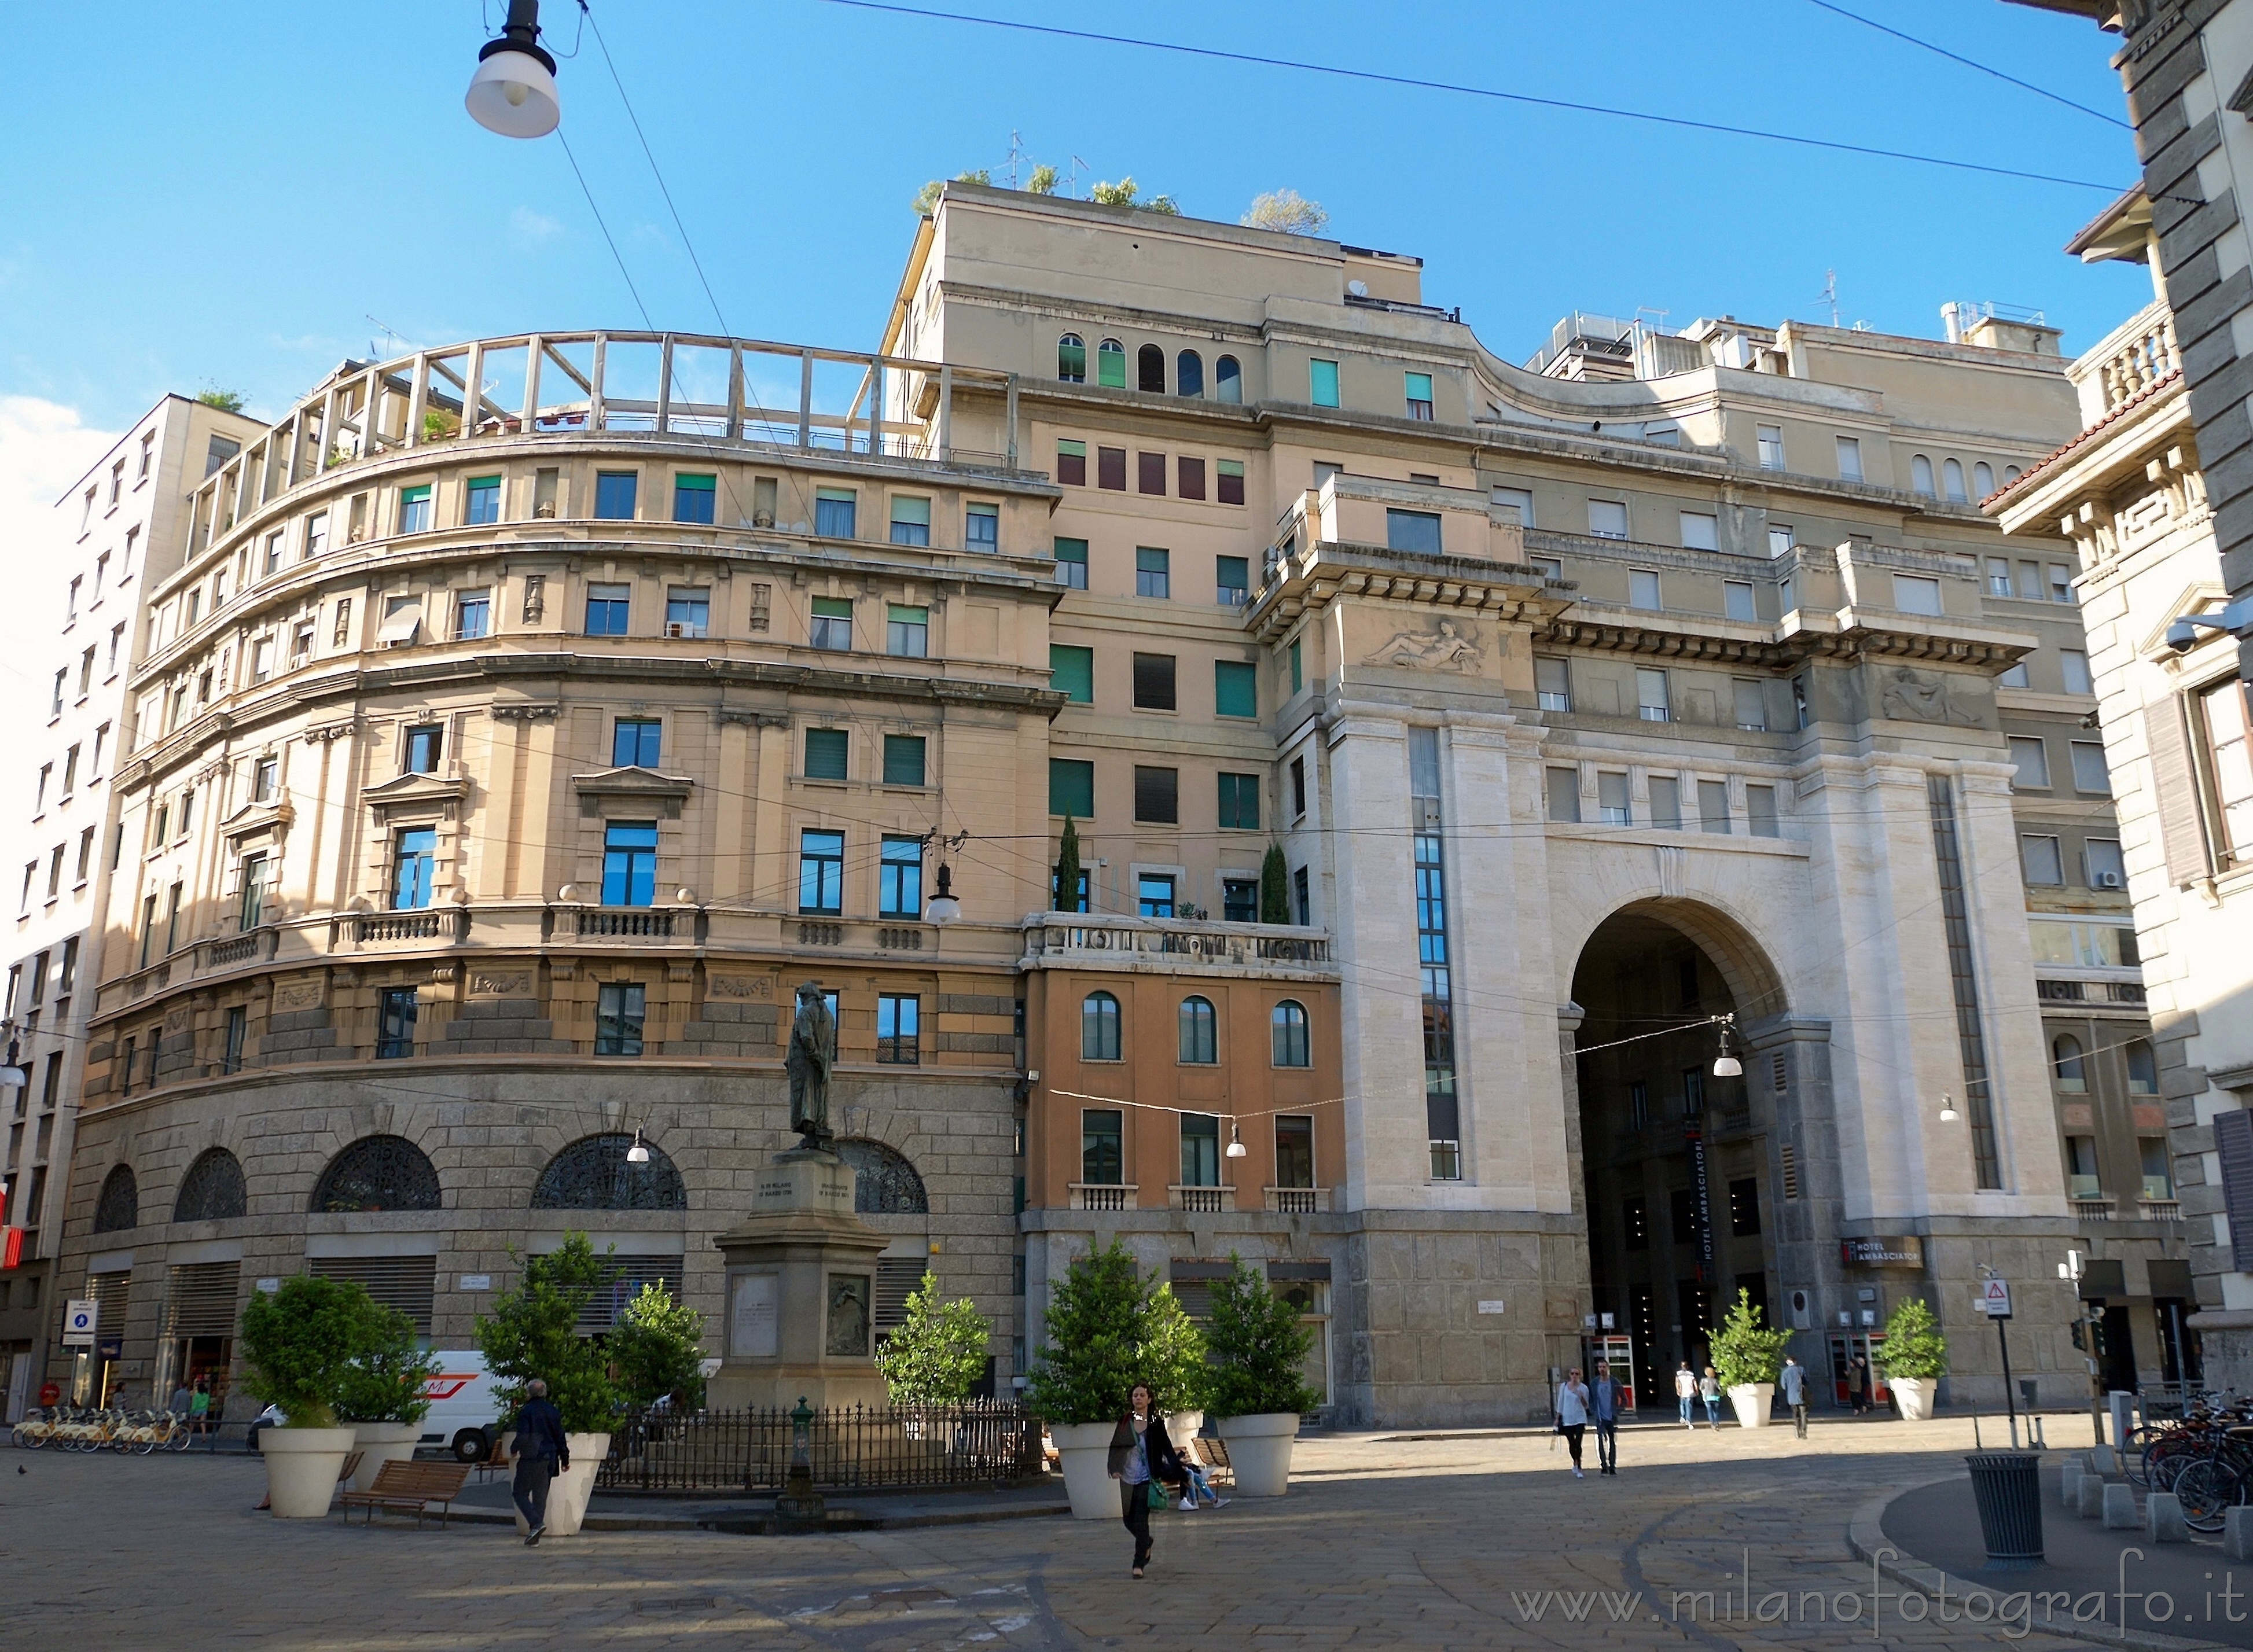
[61,1299,97,1346]
[1979,1278,2013,1320]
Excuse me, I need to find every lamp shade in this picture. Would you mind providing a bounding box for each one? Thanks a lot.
[1711,1054,1742,1077]
[925,862,961,925]
[466,47,560,139]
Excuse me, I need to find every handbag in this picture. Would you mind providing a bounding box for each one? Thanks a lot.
[1146,1478,1167,1510]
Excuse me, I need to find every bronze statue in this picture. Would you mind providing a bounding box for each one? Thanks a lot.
[786,983,836,1148]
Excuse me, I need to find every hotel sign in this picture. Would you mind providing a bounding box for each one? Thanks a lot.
[1840,1237,1924,1269]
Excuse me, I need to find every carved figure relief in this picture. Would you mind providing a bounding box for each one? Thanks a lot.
[1368,618,1485,672]
[1879,666,1980,726]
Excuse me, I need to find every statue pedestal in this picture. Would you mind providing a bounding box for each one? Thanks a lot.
[708,1147,892,1412]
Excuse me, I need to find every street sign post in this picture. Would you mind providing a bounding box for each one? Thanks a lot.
[61,1300,96,1348]
[1979,1276,2018,1445]
[1980,1279,2013,1319]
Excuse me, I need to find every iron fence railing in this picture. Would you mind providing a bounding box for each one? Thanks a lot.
[594,1400,1044,1493]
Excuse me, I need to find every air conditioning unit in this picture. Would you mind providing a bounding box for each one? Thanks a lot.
[665,622,687,639]
[2095,870,2124,890]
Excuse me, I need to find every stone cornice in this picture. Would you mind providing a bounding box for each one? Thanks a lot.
[1245,540,1558,644]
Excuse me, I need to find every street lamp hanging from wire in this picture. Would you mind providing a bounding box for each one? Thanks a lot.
[466,0,562,139]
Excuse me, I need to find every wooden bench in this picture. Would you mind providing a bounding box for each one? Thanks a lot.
[338,1459,472,1528]
[1188,1437,1233,1489]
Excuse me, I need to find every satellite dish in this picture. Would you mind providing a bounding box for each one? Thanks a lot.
[1347,279,1369,297]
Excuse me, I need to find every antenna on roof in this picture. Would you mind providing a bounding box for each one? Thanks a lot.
[1818,270,1840,329]
[1005,129,1028,190]
[1069,156,1090,200]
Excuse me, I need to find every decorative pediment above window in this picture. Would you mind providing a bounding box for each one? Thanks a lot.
[571,766,695,819]
[363,770,472,823]
[220,799,295,842]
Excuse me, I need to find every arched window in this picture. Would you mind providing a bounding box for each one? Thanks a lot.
[533,1133,686,1211]
[832,1136,929,1213]
[93,1164,138,1234]
[1272,1000,1311,1068]
[2004,464,2022,484]
[1137,343,1166,393]
[1215,355,1243,404]
[1177,350,1204,399]
[174,1148,246,1223]
[1973,461,1995,496]
[1943,458,1968,503]
[1096,339,1126,389]
[310,1134,441,1213]
[1082,991,1122,1061]
[2126,1039,2159,1096]
[2053,1034,2088,1093]
[1178,995,1218,1064]
[1910,455,1935,497]
[1058,333,1086,384]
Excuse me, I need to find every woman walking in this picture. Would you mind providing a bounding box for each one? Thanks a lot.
[1107,1382,1187,1578]
[1699,1365,1723,1429]
[1556,1366,1591,1479]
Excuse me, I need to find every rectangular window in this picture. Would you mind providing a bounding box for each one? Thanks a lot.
[1288,639,1303,695]
[2195,675,2253,867]
[1724,581,1756,622]
[1049,643,1094,704]
[1082,1111,1123,1186]
[1597,770,1630,825]
[2008,736,2050,789]
[1218,771,1262,830]
[594,471,638,520]
[1767,525,1794,559]
[1050,757,1095,818]
[602,822,659,907]
[1138,873,1177,918]
[877,994,920,1064]
[1679,512,1718,551]
[2050,564,2074,603]
[1053,536,1088,589]
[453,590,491,641]
[1629,568,1662,609]
[1589,499,1629,539]
[1733,678,1767,731]
[250,637,274,682]
[1546,767,1581,823]
[1179,1113,1221,1186]
[803,727,848,781]
[810,596,853,650]
[596,982,646,1057]
[2071,739,2111,793]
[814,487,857,538]
[2060,649,2094,696]
[1385,510,1442,554]
[1835,436,1863,481]
[883,734,927,786]
[1135,547,1171,599]
[1056,439,1087,486]
[238,851,269,930]
[1987,557,2013,598]
[222,1005,247,1073]
[889,495,931,546]
[1293,865,1311,925]
[1405,371,1435,420]
[1636,667,1670,722]
[1215,554,1250,608]
[797,829,844,913]
[1649,774,1682,829]
[457,473,498,525]
[651,588,708,639]
[612,719,661,768]
[2085,837,2126,888]
[1134,766,1179,824]
[1747,784,1780,838]
[377,987,418,1059]
[879,837,924,917]
[405,724,443,773]
[1756,425,1785,470]
[1177,456,1205,500]
[966,502,999,551]
[887,603,929,658]
[1290,756,1308,819]
[2019,561,2042,600]
[1216,459,1245,506]
[1534,656,1571,713]
[398,484,433,535]
[1223,878,1258,922]
[1133,652,1177,711]
[1097,447,1127,490]
[1309,358,1340,407]
[1215,659,1258,719]
[585,582,631,635]
[1697,779,1731,834]
[393,826,437,909]
[2021,833,2064,885]
[671,472,715,524]
[1491,485,1534,527]
[1894,575,1943,616]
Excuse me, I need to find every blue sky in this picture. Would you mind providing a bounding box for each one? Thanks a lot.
[0,0,2160,433]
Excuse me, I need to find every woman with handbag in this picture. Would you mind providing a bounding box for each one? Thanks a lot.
[1107,1382,1187,1577]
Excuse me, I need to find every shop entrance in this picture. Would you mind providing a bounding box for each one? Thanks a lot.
[1827,1331,1892,1409]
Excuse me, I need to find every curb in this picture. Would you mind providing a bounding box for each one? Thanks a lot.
[1846,1477,2232,1652]
[435,1498,1072,1533]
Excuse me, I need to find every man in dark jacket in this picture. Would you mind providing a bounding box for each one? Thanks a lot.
[1590,1359,1623,1476]
[512,1378,571,1545]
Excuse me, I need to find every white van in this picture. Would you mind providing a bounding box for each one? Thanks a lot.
[420,1352,504,1461]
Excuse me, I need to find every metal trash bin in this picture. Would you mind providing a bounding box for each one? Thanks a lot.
[1965,1451,2045,1569]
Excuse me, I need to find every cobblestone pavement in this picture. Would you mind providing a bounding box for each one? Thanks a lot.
[3,1418,2126,1650]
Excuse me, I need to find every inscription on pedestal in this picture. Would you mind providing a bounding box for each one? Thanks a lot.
[730,1272,779,1357]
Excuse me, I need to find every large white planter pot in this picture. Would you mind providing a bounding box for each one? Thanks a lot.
[513,1433,610,1537]
[1215,1412,1300,1496]
[350,1421,422,1490]
[1728,1384,1776,1429]
[260,1426,358,1518]
[1166,1410,1204,1441]
[1050,1421,1122,1521]
[1890,1377,1935,1421]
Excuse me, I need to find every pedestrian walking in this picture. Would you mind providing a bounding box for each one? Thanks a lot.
[1556,1367,1590,1478]
[1591,1359,1622,1476]
[167,1380,192,1418]
[1674,1361,1697,1427]
[510,1378,571,1546]
[1847,1354,1869,1416]
[1699,1365,1723,1428]
[1781,1356,1809,1438]
[1108,1382,1188,1577]
[189,1375,212,1438]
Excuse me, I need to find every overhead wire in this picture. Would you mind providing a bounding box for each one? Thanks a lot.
[1797,0,2133,131]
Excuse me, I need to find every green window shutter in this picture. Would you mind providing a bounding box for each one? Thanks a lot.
[890,496,931,526]
[1215,660,1258,719]
[812,597,852,619]
[883,734,927,786]
[1309,359,1340,407]
[1216,460,1245,479]
[466,474,501,490]
[675,473,715,491]
[1405,372,1434,401]
[804,727,848,780]
[888,603,929,626]
[1057,439,1086,458]
[1051,645,1094,704]
[1218,772,1261,830]
[816,488,855,502]
[400,484,431,503]
[1097,344,1127,389]
[1054,536,1088,566]
[1289,639,1303,694]
[1050,758,1095,818]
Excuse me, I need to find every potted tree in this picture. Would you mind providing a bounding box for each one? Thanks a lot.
[1026,1242,1207,1519]
[337,1302,440,1490]
[876,1271,990,1408]
[238,1275,386,1517]
[1875,1298,1948,1421]
[1711,1287,1792,1429]
[1205,1257,1318,1496]
[609,1281,708,1415]
[476,1234,620,1536]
